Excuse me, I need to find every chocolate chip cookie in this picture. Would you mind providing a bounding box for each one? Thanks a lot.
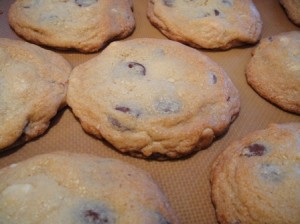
[211,123,300,224]
[280,0,300,26]
[8,0,135,52]
[147,0,262,50]
[0,38,71,151]
[0,151,178,223]
[67,38,240,159]
[246,31,300,114]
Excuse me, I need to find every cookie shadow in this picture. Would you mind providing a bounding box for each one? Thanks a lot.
[0,107,67,158]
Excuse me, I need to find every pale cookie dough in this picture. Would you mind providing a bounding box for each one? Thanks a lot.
[0,38,71,151]
[8,0,135,52]
[0,151,179,224]
[279,0,300,26]
[67,38,240,159]
[147,0,262,50]
[211,123,300,224]
[246,31,300,114]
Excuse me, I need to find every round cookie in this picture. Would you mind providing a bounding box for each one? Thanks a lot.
[279,0,300,26]
[246,31,300,114]
[147,0,262,50]
[210,123,300,224]
[0,38,71,151]
[67,38,240,159]
[8,0,135,53]
[0,151,178,224]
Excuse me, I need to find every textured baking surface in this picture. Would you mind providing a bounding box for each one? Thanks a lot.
[0,1,299,223]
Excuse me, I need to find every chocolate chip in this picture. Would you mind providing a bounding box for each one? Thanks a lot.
[214,9,220,16]
[108,117,130,131]
[242,143,267,157]
[163,0,175,7]
[115,106,141,118]
[79,201,116,224]
[260,164,283,182]
[127,62,146,76]
[227,96,231,102]
[209,72,217,84]
[222,0,233,7]
[268,36,273,42]
[75,0,98,7]
[155,98,181,114]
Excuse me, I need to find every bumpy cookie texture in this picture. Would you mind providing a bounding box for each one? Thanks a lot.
[246,31,300,114]
[0,38,71,151]
[211,123,300,224]
[279,0,300,26]
[147,0,262,50]
[8,0,135,52]
[0,152,178,224]
[67,38,240,159]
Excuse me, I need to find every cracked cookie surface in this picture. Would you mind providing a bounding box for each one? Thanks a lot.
[67,38,240,159]
[147,0,262,49]
[0,38,71,151]
[211,123,300,224]
[0,151,178,224]
[8,0,135,52]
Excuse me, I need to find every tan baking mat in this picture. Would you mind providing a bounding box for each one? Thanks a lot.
[0,0,299,223]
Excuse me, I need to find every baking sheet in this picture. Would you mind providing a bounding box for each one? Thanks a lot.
[0,0,299,223]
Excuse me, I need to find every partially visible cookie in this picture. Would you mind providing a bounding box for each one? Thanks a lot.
[0,151,178,224]
[211,123,300,224]
[8,0,135,52]
[280,0,300,26]
[147,0,262,50]
[0,38,71,151]
[246,31,300,114]
[67,38,240,159]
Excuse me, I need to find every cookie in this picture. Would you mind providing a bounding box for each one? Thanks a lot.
[246,31,300,114]
[8,0,135,53]
[0,38,71,151]
[67,38,240,159]
[211,123,300,224]
[147,0,262,50]
[0,151,178,223]
[279,0,300,26]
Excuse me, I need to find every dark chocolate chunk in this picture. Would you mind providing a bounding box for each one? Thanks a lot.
[163,0,175,7]
[127,62,146,76]
[78,201,116,224]
[214,9,220,16]
[75,0,98,7]
[242,143,267,157]
[115,106,141,118]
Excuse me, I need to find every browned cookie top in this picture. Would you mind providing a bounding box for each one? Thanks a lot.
[211,123,300,224]
[147,0,262,49]
[67,38,240,159]
[0,38,71,151]
[0,151,179,223]
[8,0,135,52]
[246,31,300,114]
